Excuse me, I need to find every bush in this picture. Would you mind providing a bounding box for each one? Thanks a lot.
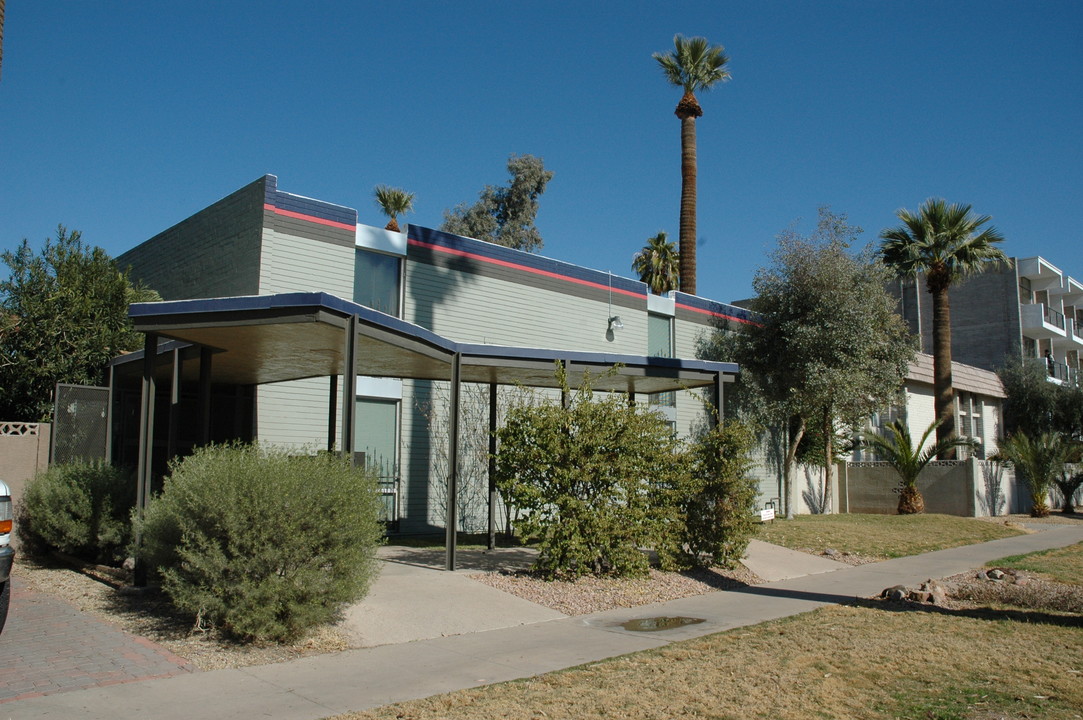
[137,444,384,643]
[672,421,758,569]
[18,460,134,564]
[494,374,688,579]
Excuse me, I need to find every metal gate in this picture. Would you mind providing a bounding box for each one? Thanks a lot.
[51,384,110,464]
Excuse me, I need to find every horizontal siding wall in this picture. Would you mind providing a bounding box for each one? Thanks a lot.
[259,228,354,296]
[256,377,337,451]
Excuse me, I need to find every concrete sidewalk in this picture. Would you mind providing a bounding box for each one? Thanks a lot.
[6,525,1082,720]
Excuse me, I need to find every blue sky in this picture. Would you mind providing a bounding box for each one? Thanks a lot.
[2,1,1080,303]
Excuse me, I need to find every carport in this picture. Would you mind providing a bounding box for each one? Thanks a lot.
[125,292,739,571]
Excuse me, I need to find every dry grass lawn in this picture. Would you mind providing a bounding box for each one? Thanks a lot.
[756,513,1024,559]
[338,601,1082,720]
[335,532,1083,720]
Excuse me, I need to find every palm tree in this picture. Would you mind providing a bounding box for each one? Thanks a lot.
[855,419,976,514]
[880,199,1008,457]
[632,232,680,294]
[653,35,730,296]
[995,431,1074,517]
[373,185,415,232]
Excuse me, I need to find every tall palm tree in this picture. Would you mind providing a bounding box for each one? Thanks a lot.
[995,431,1074,517]
[653,35,730,296]
[854,419,976,514]
[880,199,1008,457]
[631,232,680,294]
[373,185,415,232]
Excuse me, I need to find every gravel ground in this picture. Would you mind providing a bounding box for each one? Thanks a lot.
[473,564,763,616]
[12,556,350,671]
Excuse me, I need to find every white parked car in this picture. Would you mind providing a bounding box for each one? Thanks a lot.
[0,480,13,634]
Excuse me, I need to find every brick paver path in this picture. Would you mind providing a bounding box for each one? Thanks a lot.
[0,577,195,703]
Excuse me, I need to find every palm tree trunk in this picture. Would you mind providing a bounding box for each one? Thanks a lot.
[679,115,698,295]
[931,284,956,458]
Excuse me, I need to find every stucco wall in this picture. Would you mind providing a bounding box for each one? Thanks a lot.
[0,422,51,507]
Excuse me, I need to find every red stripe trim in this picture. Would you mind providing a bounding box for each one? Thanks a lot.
[263,203,355,232]
[408,238,645,300]
[676,302,757,325]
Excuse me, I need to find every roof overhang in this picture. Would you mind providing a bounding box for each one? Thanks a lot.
[119,292,738,393]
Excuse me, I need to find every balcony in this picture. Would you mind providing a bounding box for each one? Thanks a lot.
[1020,302,1067,340]
[1053,317,1083,350]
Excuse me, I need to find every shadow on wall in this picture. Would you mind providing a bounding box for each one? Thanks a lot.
[403,239,481,534]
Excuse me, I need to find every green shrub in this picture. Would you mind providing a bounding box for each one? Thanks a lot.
[137,444,384,643]
[18,460,134,564]
[672,421,758,569]
[494,371,689,579]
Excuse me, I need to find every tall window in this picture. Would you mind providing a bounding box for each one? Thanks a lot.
[354,249,401,317]
[648,313,675,407]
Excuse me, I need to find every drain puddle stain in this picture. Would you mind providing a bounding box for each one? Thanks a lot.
[621,616,705,632]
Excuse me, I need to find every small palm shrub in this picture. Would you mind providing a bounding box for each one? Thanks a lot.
[995,431,1071,518]
[138,444,384,643]
[18,460,134,564]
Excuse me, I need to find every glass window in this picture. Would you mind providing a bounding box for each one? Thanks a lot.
[354,249,401,316]
[648,313,675,407]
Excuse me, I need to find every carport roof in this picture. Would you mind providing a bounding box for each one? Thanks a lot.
[123,292,738,392]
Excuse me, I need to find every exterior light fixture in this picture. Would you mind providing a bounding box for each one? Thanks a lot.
[608,316,624,331]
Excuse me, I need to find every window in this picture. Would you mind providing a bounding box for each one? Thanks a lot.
[354,397,399,523]
[354,249,401,317]
[647,313,675,407]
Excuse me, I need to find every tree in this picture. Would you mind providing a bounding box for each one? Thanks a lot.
[854,419,976,514]
[373,185,415,232]
[653,34,730,295]
[998,358,1083,442]
[0,227,159,421]
[718,209,913,517]
[631,231,679,294]
[880,199,1008,457]
[440,154,553,252]
[995,431,1074,517]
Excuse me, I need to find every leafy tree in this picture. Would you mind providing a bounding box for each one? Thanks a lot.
[632,231,679,294]
[0,227,159,421]
[880,199,1009,457]
[440,154,553,252]
[373,185,415,232]
[995,431,1074,517]
[853,419,976,514]
[718,209,913,517]
[653,34,730,295]
[998,358,1083,441]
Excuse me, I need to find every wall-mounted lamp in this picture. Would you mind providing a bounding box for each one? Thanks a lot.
[605,271,623,342]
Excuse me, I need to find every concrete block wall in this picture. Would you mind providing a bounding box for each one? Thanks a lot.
[0,422,50,510]
[118,177,267,300]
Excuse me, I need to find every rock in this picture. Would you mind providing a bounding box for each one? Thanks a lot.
[122,557,136,571]
[908,591,931,602]
[988,569,1006,581]
[975,570,988,580]
[881,585,907,601]
[823,548,840,558]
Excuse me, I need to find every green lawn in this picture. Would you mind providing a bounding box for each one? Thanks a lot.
[756,513,1023,559]
[991,542,1083,585]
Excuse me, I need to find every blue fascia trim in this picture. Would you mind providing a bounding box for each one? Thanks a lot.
[409,225,648,298]
[261,175,358,227]
[674,291,757,324]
